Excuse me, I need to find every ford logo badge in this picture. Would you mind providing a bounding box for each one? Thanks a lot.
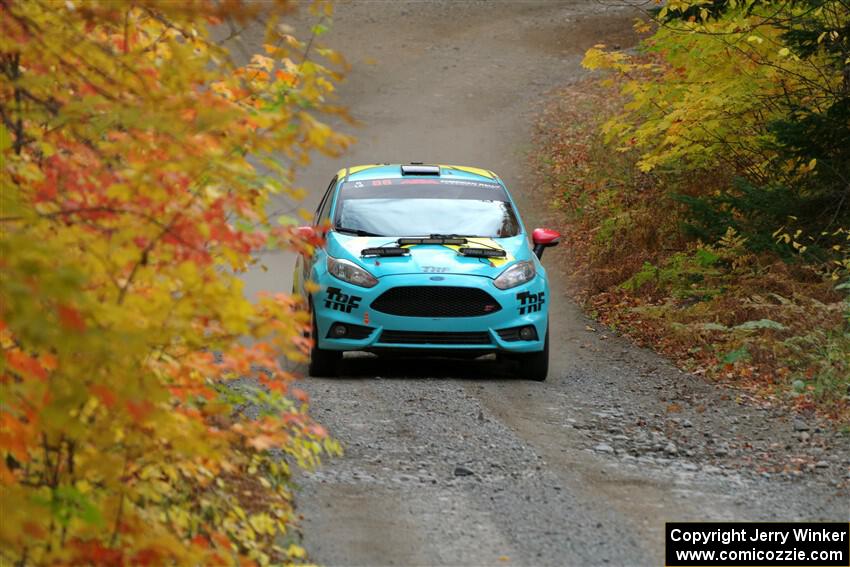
[429,276,445,281]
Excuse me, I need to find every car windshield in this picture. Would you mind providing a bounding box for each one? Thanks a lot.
[332,178,521,237]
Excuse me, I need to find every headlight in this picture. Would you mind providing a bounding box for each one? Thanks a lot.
[493,260,536,290]
[327,257,378,288]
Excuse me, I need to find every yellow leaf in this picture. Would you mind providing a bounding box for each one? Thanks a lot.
[287,544,307,559]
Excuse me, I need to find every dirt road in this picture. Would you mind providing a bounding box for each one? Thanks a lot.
[238,2,849,565]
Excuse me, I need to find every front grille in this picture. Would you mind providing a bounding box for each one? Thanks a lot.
[378,330,492,345]
[371,286,501,318]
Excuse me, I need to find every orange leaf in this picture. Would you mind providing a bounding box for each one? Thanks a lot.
[275,69,296,84]
[291,388,309,403]
[5,350,47,381]
[212,532,233,550]
[40,353,57,371]
[0,460,18,484]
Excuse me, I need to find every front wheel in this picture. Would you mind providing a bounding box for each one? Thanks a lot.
[505,326,548,381]
[308,314,341,377]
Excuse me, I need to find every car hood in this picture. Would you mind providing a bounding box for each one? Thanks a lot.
[326,234,531,279]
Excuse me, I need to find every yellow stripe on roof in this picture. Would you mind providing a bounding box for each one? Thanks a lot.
[335,164,385,179]
[439,165,497,179]
[349,164,385,175]
[336,164,499,180]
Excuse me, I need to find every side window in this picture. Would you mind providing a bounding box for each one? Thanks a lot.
[314,176,337,226]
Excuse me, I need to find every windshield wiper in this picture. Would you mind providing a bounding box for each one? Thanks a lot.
[458,247,506,258]
[334,226,384,237]
[361,246,409,257]
[430,233,480,239]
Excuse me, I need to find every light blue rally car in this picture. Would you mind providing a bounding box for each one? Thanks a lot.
[294,164,561,380]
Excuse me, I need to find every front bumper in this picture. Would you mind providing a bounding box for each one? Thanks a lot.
[313,273,548,353]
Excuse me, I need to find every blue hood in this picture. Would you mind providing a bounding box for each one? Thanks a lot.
[326,234,531,279]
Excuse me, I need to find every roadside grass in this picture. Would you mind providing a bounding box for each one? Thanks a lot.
[534,79,850,421]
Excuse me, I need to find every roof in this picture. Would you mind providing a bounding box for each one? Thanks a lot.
[335,164,501,184]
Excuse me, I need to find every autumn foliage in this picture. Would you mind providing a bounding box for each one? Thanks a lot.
[1,0,350,564]
[535,0,848,418]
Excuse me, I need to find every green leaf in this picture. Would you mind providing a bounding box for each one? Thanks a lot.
[694,248,720,267]
[722,346,750,364]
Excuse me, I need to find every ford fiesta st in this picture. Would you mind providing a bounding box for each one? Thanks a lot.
[293,164,561,380]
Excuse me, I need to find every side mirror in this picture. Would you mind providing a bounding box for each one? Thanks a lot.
[532,228,561,259]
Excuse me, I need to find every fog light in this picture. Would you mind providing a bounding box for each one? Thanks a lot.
[331,324,348,338]
[519,326,536,341]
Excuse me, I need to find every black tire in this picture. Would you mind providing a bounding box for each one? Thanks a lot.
[507,326,549,381]
[308,313,341,377]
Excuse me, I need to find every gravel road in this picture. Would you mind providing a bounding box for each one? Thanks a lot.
[237,2,850,565]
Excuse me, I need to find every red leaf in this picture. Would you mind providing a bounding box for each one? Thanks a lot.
[192,534,210,549]
[130,548,162,565]
[90,384,117,408]
[22,521,46,538]
[58,304,86,331]
[79,83,98,97]
[68,539,123,566]
[125,400,154,423]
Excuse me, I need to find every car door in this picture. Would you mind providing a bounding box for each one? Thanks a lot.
[294,176,337,297]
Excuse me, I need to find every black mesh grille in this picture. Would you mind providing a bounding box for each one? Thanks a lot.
[371,286,501,318]
[378,330,492,345]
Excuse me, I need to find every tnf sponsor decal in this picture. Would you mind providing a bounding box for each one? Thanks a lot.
[325,287,362,313]
[517,291,544,315]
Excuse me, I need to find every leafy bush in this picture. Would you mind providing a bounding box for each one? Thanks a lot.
[534,72,849,418]
[584,0,850,264]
